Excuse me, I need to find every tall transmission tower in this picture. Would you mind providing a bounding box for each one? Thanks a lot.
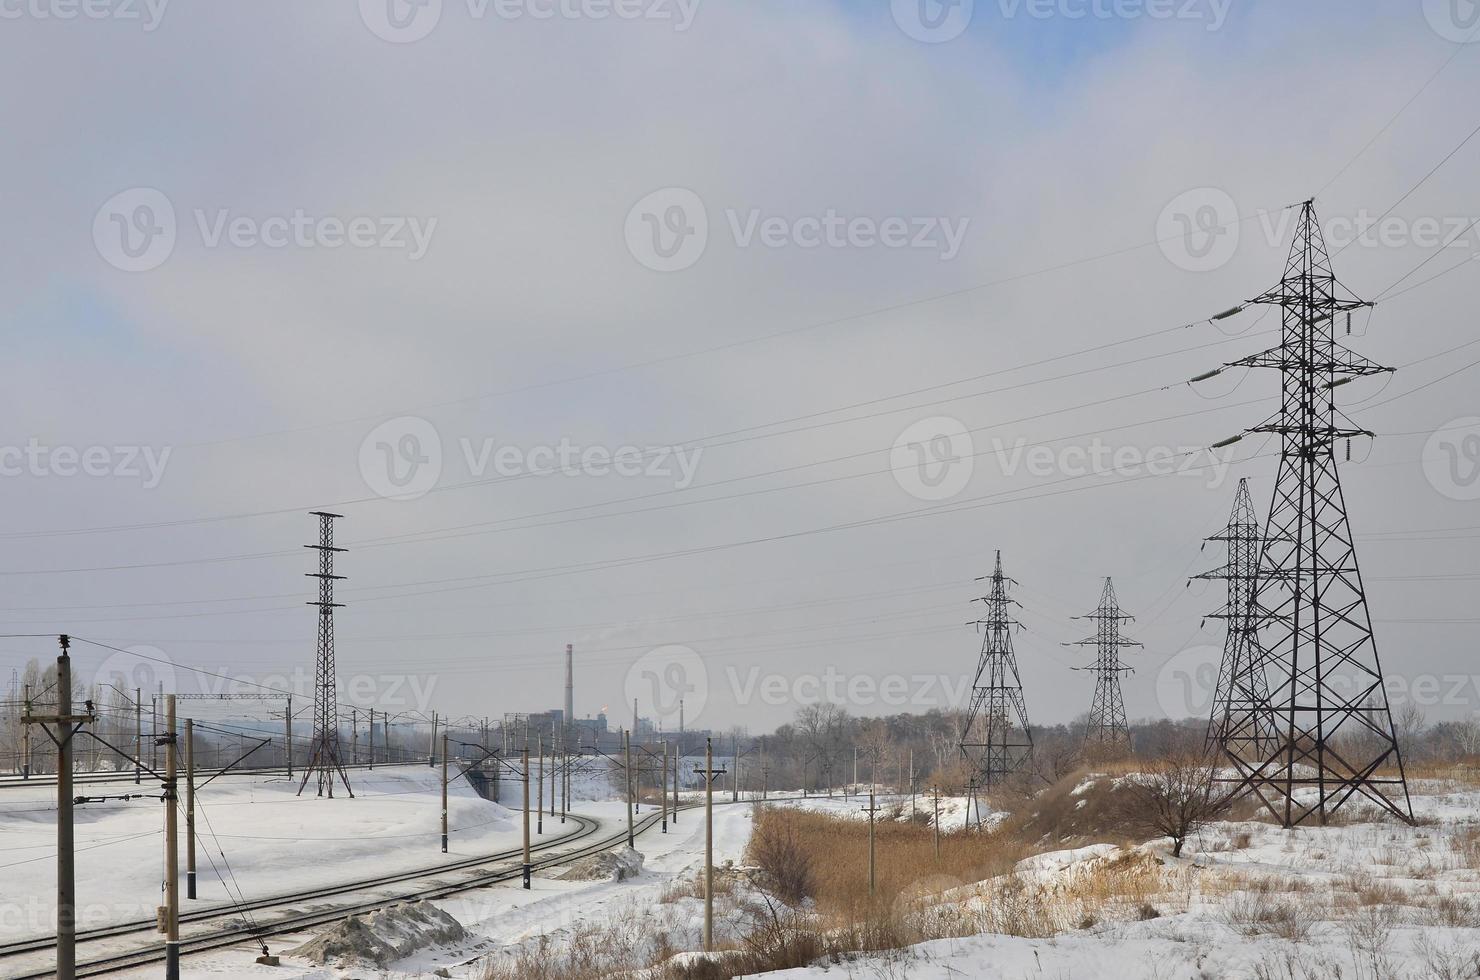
[1206,200,1410,826]
[959,551,1033,789]
[1066,578,1140,747]
[1194,477,1275,760]
[298,511,353,799]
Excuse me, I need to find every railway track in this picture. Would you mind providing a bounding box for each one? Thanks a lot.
[1,802,703,978]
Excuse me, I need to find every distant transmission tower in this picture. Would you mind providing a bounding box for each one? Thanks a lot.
[1203,199,1411,826]
[959,551,1033,789]
[298,511,353,798]
[1066,578,1140,747]
[1194,478,1275,760]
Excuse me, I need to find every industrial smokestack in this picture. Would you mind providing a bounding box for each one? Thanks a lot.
[564,644,574,743]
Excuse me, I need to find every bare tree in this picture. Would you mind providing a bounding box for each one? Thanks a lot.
[1119,752,1229,858]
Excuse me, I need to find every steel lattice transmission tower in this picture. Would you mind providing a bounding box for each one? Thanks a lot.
[1195,477,1276,760]
[959,551,1034,789]
[1066,578,1140,747]
[298,511,354,799]
[1205,200,1410,826]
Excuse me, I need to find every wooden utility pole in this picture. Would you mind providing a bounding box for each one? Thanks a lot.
[163,694,180,980]
[185,718,197,900]
[521,747,531,888]
[623,730,634,848]
[862,783,879,897]
[440,732,449,853]
[23,637,94,980]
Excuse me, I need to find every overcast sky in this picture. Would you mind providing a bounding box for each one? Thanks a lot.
[1,0,1477,737]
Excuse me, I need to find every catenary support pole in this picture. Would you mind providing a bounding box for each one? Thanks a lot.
[521,747,531,888]
[164,694,180,980]
[185,718,197,900]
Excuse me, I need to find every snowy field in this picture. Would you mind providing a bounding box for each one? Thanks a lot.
[0,764,528,942]
[13,772,1480,979]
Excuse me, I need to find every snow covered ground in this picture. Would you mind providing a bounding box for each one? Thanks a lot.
[0,764,525,942]
[15,770,1480,979]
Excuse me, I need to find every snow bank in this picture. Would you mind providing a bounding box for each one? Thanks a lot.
[288,900,466,968]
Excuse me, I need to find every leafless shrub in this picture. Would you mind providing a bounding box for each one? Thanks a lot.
[1117,752,1230,857]
[1223,892,1317,940]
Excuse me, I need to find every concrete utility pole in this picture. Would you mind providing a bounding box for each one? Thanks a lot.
[521,747,531,888]
[692,738,727,952]
[661,739,668,833]
[23,636,94,980]
[284,695,293,779]
[133,687,140,784]
[163,694,180,980]
[909,749,915,818]
[862,783,879,897]
[731,732,739,803]
[185,719,197,900]
[368,707,375,770]
[429,711,438,767]
[623,730,634,848]
[932,786,941,861]
[440,732,449,853]
[21,682,32,779]
[761,737,767,801]
[536,734,544,836]
[670,740,678,825]
[559,744,567,824]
